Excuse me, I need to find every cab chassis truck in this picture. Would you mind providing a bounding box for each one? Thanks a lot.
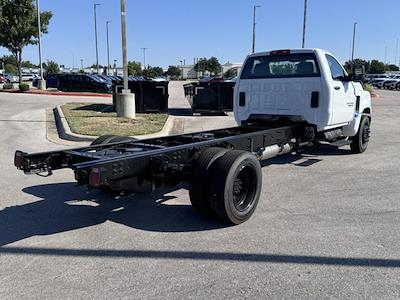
[14,49,372,225]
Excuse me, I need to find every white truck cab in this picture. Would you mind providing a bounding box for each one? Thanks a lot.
[234,49,371,151]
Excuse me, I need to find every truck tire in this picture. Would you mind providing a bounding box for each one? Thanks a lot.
[189,147,229,218]
[209,150,262,224]
[91,135,135,146]
[350,116,370,154]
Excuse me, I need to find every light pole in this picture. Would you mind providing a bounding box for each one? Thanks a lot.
[302,0,307,48]
[106,21,111,75]
[116,0,135,118]
[141,48,148,69]
[94,3,101,74]
[80,59,84,71]
[252,5,261,53]
[36,0,45,90]
[384,46,388,64]
[395,38,399,67]
[114,59,117,75]
[180,60,183,79]
[351,22,357,74]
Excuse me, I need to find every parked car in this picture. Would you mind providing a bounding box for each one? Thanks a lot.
[370,78,388,88]
[58,74,112,93]
[4,74,19,83]
[0,74,5,83]
[33,74,64,89]
[382,75,400,89]
[21,74,37,81]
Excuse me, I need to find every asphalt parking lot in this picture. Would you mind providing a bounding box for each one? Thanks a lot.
[0,87,399,299]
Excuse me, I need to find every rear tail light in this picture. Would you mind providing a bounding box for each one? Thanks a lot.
[270,50,291,55]
[14,151,25,169]
[89,168,102,187]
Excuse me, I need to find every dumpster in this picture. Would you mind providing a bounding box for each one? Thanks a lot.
[113,80,169,113]
[184,81,235,114]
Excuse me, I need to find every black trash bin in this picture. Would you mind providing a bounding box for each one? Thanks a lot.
[113,80,169,113]
[184,81,235,114]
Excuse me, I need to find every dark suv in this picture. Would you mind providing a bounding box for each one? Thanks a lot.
[58,74,112,93]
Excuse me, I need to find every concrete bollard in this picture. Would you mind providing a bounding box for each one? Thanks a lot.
[116,90,136,118]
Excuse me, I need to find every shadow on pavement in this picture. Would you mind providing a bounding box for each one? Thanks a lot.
[0,182,225,247]
[0,247,399,268]
[262,144,350,167]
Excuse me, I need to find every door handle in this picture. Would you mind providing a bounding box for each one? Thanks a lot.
[334,86,341,90]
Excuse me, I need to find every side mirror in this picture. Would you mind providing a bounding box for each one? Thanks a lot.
[342,75,354,82]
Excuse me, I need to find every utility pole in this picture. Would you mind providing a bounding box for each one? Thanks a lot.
[94,3,100,74]
[302,0,307,48]
[106,21,111,75]
[141,48,148,70]
[116,0,135,118]
[384,46,388,64]
[252,5,261,53]
[36,0,45,90]
[351,22,357,74]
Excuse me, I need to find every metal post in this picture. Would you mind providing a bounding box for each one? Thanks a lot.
[141,48,148,70]
[384,46,388,64]
[94,3,100,74]
[396,38,399,67]
[351,22,357,74]
[80,59,84,71]
[106,21,111,75]
[36,0,45,90]
[120,0,128,91]
[116,0,135,118]
[302,0,307,48]
[252,5,261,53]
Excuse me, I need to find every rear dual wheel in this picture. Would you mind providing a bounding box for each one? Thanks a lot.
[189,148,262,224]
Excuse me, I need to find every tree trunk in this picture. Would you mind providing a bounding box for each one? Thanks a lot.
[17,51,22,84]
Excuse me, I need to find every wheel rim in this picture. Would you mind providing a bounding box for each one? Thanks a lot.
[232,165,257,212]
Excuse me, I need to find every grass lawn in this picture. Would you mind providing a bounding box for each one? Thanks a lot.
[61,103,168,136]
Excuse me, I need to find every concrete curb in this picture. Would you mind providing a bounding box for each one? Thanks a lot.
[54,105,181,143]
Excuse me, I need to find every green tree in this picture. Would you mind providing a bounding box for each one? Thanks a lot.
[4,63,16,74]
[0,0,52,83]
[143,66,164,78]
[127,61,142,76]
[45,60,59,74]
[166,65,181,78]
[21,60,37,68]
[224,68,238,78]
[386,64,399,72]
[0,55,17,68]
[194,58,208,75]
[369,60,386,74]
[207,57,222,75]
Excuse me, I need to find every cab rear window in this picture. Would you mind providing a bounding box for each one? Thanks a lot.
[240,53,321,79]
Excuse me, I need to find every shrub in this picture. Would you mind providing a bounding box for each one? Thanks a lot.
[3,83,14,90]
[19,83,30,91]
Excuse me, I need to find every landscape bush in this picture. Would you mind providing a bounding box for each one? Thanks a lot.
[18,83,30,91]
[3,83,14,90]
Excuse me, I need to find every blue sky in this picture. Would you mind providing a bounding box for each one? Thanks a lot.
[1,0,399,68]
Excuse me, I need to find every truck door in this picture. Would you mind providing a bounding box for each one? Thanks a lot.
[325,54,356,125]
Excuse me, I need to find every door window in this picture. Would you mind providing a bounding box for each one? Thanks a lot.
[326,54,345,80]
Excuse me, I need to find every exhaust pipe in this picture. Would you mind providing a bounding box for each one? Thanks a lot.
[259,143,295,160]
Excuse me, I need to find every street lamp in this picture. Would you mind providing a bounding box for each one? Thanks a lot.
[80,59,84,71]
[106,21,111,75]
[141,48,148,70]
[252,5,261,53]
[94,3,101,74]
[351,22,357,74]
[302,0,307,48]
[36,0,45,90]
